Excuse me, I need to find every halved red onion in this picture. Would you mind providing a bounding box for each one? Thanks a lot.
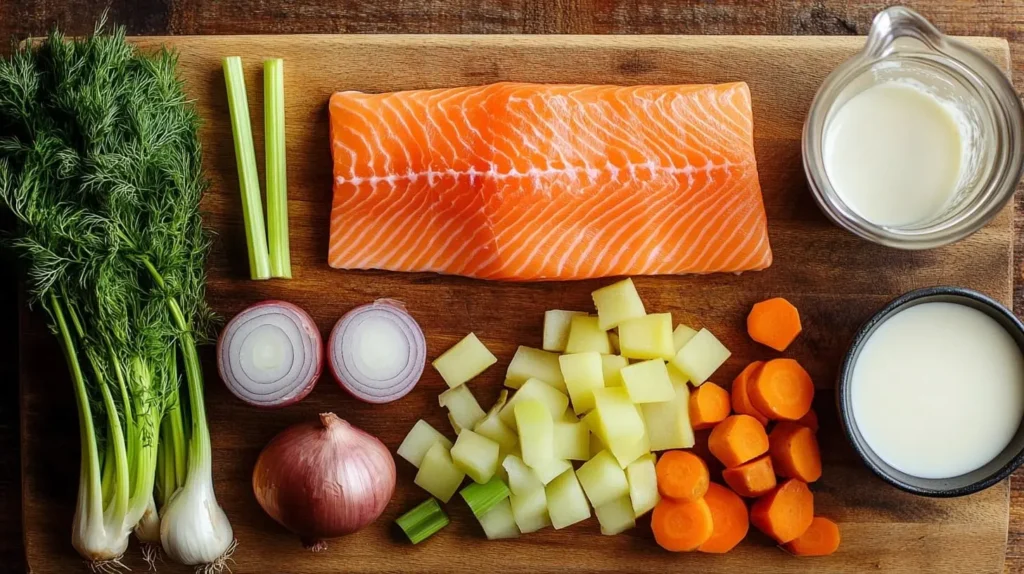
[328,299,425,404]
[217,300,323,407]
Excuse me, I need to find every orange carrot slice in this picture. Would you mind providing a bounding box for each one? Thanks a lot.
[651,497,715,552]
[689,382,731,430]
[731,362,769,426]
[657,450,710,502]
[749,358,814,421]
[796,408,819,432]
[770,422,822,483]
[722,454,777,497]
[747,297,802,351]
[697,483,749,554]
[783,516,841,556]
[750,478,814,543]
[708,414,769,469]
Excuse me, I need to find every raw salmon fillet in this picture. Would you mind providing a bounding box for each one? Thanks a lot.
[328,82,771,280]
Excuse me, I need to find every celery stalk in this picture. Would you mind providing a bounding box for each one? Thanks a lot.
[223,56,271,280]
[396,498,450,544]
[264,58,291,278]
[460,477,510,518]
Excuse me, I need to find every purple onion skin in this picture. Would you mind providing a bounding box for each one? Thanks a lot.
[253,413,396,549]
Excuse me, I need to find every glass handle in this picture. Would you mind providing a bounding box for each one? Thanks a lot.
[863,6,947,59]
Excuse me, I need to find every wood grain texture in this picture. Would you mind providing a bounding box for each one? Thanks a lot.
[14,33,1015,573]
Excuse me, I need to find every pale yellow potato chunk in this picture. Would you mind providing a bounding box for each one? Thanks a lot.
[397,419,453,468]
[432,333,497,388]
[592,387,645,445]
[608,414,651,469]
[500,378,569,429]
[639,380,696,451]
[618,313,674,360]
[530,458,574,485]
[672,324,698,352]
[625,453,660,517]
[601,354,629,387]
[543,310,587,353]
[505,346,566,392]
[473,413,518,457]
[564,316,612,354]
[670,327,731,386]
[595,495,637,535]
[450,429,501,484]
[546,469,592,529]
[592,278,647,330]
[514,399,554,469]
[510,488,551,534]
[559,352,605,414]
[553,421,590,461]
[414,442,465,503]
[438,384,486,429]
[478,498,520,540]
[576,450,630,508]
[620,359,675,404]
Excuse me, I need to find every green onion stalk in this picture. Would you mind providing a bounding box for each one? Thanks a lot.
[0,22,234,569]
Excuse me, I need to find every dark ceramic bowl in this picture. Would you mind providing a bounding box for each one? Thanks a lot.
[837,286,1024,497]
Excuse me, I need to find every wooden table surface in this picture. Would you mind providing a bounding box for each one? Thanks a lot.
[1,1,1023,573]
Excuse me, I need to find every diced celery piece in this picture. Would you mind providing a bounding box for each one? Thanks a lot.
[510,488,551,533]
[502,454,544,495]
[543,310,587,353]
[595,495,636,535]
[553,421,589,461]
[397,420,453,468]
[592,278,646,330]
[640,379,695,451]
[601,354,629,387]
[500,378,569,429]
[415,442,465,503]
[620,359,675,404]
[439,385,486,429]
[396,498,450,544]
[625,453,660,517]
[477,498,520,540]
[433,333,497,388]
[451,429,500,484]
[576,450,630,508]
[474,413,518,454]
[559,352,605,414]
[531,458,573,485]
[545,469,592,529]
[672,324,698,352]
[514,400,554,468]
[670,328,731,386]
[460,477,510,518]
[564,316,612,354]
[618,313,674,361]
[592,387,645,445]
[505,346,566,392]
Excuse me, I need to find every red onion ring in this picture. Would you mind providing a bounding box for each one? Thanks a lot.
[217,300,322,407]
[328,299,425,404]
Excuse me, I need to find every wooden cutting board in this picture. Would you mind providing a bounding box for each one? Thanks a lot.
[20,35,1015,573]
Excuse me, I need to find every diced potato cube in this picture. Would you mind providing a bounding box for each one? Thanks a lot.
[439,385,486,429]
[618,313,674,360]
[514,399,554,468]
[625,453,660,517]
[545,469,592,529]
[510,488,551,533]
[672,324,698,352]
[473,413,518,455]
[595,495,637,535]
[565,316,612,354]
[397,420,453,468]
[414,442,465,502]
[601,355,629,387]
[560,407,580,423]
[592,387,645,445]
[559,352,605,414]
[592,278,647,330]
[500,378,569,429]
[505,346,566,392]
[609,429,651,469]
[502,454,544,495]
[620,359,675,404]
[530,458,573,485]
[477,498,520,540]
[589,430,605,459]
[450,429,501,484]
[432,333,497,388]
[670,328,731,386]
[640,380,696,451]
[576,450,630,508]
[543,310,587,353]
[553,421,590,460]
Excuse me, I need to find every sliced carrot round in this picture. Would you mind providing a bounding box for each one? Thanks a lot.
[795,408,819,432]
[747,297,802,351]
[731,361,769,426]
[708,414,769,468]
[689,382,731,430]
[657,450,710,502]
[722,454,777,497]
[749,358,814,421]
[769,422,822,483]
[750,478,814,544]
[697,483,749,554]
[783,516,841,556]
[651,497,715,552]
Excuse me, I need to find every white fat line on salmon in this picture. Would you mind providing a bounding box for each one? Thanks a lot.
[334,159,750,188]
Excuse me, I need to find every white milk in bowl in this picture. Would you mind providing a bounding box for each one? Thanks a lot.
[851,302,1024,479]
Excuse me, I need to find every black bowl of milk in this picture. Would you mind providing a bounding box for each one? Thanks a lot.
[838,286,1024,496]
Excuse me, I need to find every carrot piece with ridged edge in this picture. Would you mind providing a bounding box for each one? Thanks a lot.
[708,414,769,468]
[750,478,814,544]
[722,454,777,497]
[749,358,814,421]
[747,297,802,351]
[697,483,749,554]
[656,450,709,502]
[651,497,714,552]
[731,362,769,425]
[770,422,822,483]
[782,516,840,556]
[689,382,731,430]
